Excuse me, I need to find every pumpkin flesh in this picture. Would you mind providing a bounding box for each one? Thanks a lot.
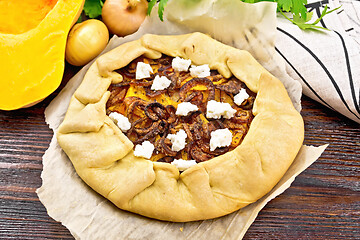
[0,0,84,110]
[0,0,58,34]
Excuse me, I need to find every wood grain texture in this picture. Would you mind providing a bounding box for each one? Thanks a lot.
[0,63,359,239]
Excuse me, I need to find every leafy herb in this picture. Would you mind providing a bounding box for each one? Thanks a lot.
[280,5,341,30]
[147,0,340,30]
[277,0,308,18]
[148,0,158,16]
[158,0,169,21]
[242,0,339,30]
[147,0,168,21]
[83,0,104,19]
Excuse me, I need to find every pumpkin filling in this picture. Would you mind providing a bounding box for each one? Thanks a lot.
[106,55,255,165]
[0,0,58,34]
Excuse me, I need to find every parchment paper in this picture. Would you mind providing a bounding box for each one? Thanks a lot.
[37,1,327,239]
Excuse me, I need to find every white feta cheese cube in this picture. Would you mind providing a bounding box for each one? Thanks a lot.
[190,64,211,78]
[210,128,233,151]
[171,159,197,171]
[234,88,249,106]
[133,141,154,159]
[136,62,153,79]
[206,100,236,119]
[151,75,172,91]
[166,129,187,152]
[108,112,131,132]
[172,57,191,72]
[175,102,199,116]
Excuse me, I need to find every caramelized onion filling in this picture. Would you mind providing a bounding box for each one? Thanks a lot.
[106,55,255,163]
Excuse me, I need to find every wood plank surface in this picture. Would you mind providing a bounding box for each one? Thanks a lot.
[0,63,359,239]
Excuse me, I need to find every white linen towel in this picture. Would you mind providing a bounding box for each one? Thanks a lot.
[276,0,360,123]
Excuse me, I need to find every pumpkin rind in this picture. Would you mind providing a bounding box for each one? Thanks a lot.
[0,0,84,110]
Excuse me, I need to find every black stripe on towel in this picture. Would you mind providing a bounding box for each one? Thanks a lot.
[305,0,329,9]
[333,30,360,115]
[314,6,360,116]
[277,27,360,120]
[275,47,336,111]
[337,9,344,15]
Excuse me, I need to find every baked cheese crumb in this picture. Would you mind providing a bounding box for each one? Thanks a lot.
[151,75,172,91]
[166,129,187,151]
[171,159,197,171]
[206,100,236,119]
[136,62,153,79]
[133,141,154,159]
[172,57,191,72]
[234,89,249,106]
[175,102,199,116]
[210,128,233,151]
[190,64,210,78]
[108,112,131,132]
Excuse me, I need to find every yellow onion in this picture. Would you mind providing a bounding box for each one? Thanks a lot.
[65,19,109,66]
[102,0,148,37]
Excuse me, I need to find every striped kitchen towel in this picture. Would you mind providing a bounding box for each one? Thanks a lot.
[276,0,360,123]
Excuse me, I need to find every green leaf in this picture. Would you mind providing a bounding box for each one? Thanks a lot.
[290,5,341,30]
[292,0,307,16]
[277,0,293,12]
[293,11,312,24]
[312,5,341,25]
[276,0,308,20]
[76,15,83,23]
[158,0,169,21]
[83,0,103,19]
[147,0,157,16]
[296,23,328,30]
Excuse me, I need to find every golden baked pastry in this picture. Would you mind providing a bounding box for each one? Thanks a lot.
[57,32,304,222]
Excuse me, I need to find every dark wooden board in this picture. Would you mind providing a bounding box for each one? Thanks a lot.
[0,64,359,239]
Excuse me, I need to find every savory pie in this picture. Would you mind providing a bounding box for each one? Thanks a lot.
[57,32,304,222]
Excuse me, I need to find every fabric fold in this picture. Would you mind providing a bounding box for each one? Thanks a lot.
[276,0,360,123]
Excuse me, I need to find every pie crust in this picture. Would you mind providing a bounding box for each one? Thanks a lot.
[57,32,304,222]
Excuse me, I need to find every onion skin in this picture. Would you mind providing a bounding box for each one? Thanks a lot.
[102,0,148,37]
[65,19,109,66]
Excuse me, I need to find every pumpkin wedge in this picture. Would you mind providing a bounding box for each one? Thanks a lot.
[0,0,84,110]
